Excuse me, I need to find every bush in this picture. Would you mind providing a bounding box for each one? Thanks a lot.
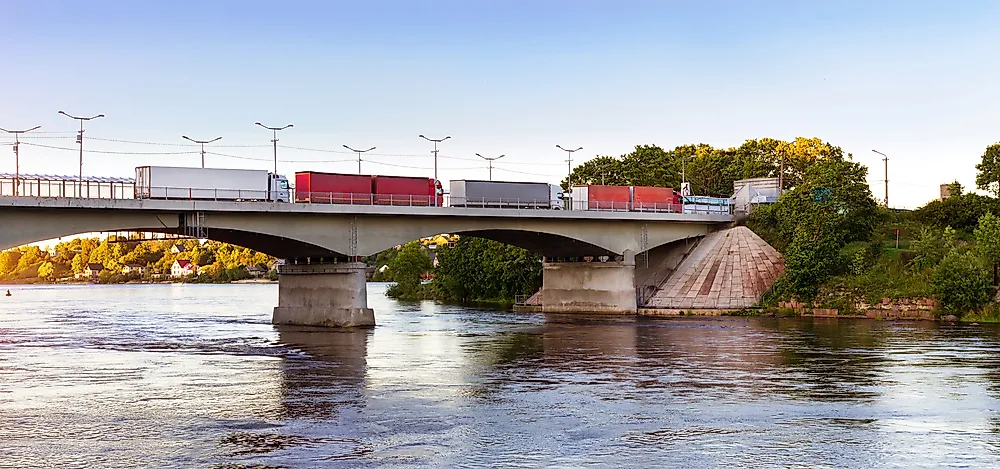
[931,251,992,316]
[783,233,844,299]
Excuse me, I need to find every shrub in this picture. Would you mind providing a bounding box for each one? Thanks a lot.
[931,251,992,316]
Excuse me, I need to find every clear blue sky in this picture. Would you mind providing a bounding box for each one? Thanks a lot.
[2,0,999,208]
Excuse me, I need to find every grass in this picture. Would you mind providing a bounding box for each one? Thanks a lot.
[961,304,1000,323]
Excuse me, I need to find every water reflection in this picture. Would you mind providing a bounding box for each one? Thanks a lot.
[274,326,370,420]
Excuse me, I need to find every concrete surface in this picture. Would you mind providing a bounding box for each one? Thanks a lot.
[541,257,638,313]
[271,262,375,328]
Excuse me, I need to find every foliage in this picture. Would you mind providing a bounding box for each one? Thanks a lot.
[916,193,1000,232]
[782,232,844,298]
[434,236,542,303]
[962,303,1000,323]
[385,242,433,300]
[975,143,1000,197]
[974,212,1000,270]
[910,226,959,270]
[37,262,55,280]
[932,250,993,316]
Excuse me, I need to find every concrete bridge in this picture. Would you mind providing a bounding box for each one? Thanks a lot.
[0,196,735,326]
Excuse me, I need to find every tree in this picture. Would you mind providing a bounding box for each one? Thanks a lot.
[947,180,964,198]
[932,250,992,316]
[0,250,20,277]
[385,242,433,300]
[434,237,542,303]
[38,262,55,280]
[974,212,1000,285]
[976,143,1000,197]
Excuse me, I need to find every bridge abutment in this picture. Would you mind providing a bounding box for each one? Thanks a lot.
[541,252,637,314]
[272,262,375,328]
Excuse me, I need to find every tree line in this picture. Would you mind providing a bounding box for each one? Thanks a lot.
[0,236,276,284]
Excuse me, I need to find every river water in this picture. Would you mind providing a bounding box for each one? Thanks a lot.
[1,284,999,468]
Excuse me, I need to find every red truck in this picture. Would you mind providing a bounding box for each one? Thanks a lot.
[372,175,440,206]
[572,184,681,212]
[294,171,442,206]
[295,172,374,204]
[632,186,680,212]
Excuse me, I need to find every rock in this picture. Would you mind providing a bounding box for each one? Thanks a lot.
[942,315,958,322]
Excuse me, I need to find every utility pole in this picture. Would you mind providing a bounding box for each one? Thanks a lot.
[58,111,104,197]
[0,125,41,196]
[182,136,222,168]
[476,153,504,181]
[872,149,889,206]
[256,122,293,174]
[556,145,582,209]
[343,145,376,174]
[419,135,450,207]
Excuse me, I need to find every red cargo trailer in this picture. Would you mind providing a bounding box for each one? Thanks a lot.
[632,186,679,212]
[295,171,373,204]
[372,175,440,206]
[572,185,631,210]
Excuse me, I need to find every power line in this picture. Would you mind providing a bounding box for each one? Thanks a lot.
[21,142,198,155]
[205,151,355,164]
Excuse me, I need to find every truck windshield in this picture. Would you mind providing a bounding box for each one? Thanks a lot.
[278,180,289,189]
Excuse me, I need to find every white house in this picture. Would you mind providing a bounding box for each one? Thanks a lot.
[122,264,146,276]
[171,259,196,278]
[76,263,104,280]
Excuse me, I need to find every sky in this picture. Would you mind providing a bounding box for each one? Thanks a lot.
[2,0,999,209]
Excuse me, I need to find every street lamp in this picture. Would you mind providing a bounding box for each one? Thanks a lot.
[255,122,293,174]
[419,134,450,207]
[872,149,889,207]
[0,125,40,196]
[182,135,222,168]
[58,110,104,196]
[556,145,582,209]
[343,145,376,174]
[475,153,504,181]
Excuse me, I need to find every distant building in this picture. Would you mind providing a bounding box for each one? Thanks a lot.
[171,245,186,254]
[940,184,952,200]
[77,263,104,280]
[122,264,146,276]
[247,266,268,278]
[171,259,196,278]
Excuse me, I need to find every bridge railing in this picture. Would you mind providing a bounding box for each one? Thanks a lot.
[0,177,134,199]
[294,191,443,207]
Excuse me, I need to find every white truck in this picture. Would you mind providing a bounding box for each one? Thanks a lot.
[135,166,290,202]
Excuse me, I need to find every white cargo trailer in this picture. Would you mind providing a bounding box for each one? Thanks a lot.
[449,180,560,209]
[135,166,290,202]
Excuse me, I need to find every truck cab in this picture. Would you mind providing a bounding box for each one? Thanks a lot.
[271,174,291,202]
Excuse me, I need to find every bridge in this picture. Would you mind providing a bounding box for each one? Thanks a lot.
[0,194,745,326]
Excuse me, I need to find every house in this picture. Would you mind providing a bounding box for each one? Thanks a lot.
[76,263,104,280]
[247,266,268,278]
[171,259,196,278]
[171,244,186,254]
[121,264,146,276]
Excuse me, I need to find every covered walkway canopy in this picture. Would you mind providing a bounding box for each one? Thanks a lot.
[0,173,135,199]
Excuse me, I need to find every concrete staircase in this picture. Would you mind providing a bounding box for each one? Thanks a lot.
[642,226,783,310]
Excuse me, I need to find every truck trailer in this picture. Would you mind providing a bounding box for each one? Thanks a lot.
[570,184,682,212]
[449,180,562,209]
[135,166,290,202]
[295,171,373,204]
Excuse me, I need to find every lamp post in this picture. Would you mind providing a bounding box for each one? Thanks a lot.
[475,153,504,181]
[343,145,376,174]
[255,122,293,174]
[419,134,450,207]
[58,111,104,197]
[872,149,889,206]
[0,125,40,196]
[182,136,222,168]
[556,145,582,209]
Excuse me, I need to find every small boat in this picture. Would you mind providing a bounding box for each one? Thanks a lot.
[4,290,10,297]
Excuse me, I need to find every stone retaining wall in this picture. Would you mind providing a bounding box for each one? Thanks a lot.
[778,297,938,320]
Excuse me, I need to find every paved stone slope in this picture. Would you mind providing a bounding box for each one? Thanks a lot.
[643,226,783,309]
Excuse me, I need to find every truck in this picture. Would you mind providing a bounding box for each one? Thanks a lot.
[135,166,290,202]
[372,175,440,206]
[571,185,631,211]
[295,171,373,204]
[449,180,562,209]
[570,184,682,212]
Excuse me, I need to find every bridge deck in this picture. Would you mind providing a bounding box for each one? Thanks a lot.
[0,196,733,223]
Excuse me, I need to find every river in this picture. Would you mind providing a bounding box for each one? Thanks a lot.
[1,283,999,468]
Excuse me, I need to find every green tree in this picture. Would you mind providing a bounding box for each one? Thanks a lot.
[974,212,1000,285]
[932,250,992,316]
[946,180,964,198]
[434,237,542,303]
[38,262,55,280]
[975,143,1000,197]
[385,242,433,300]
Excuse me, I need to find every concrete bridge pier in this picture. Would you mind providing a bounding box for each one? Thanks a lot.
[541,251,637,314]
[272,262,375,328]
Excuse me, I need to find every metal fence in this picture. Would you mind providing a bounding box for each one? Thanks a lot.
[0,175,134,199]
